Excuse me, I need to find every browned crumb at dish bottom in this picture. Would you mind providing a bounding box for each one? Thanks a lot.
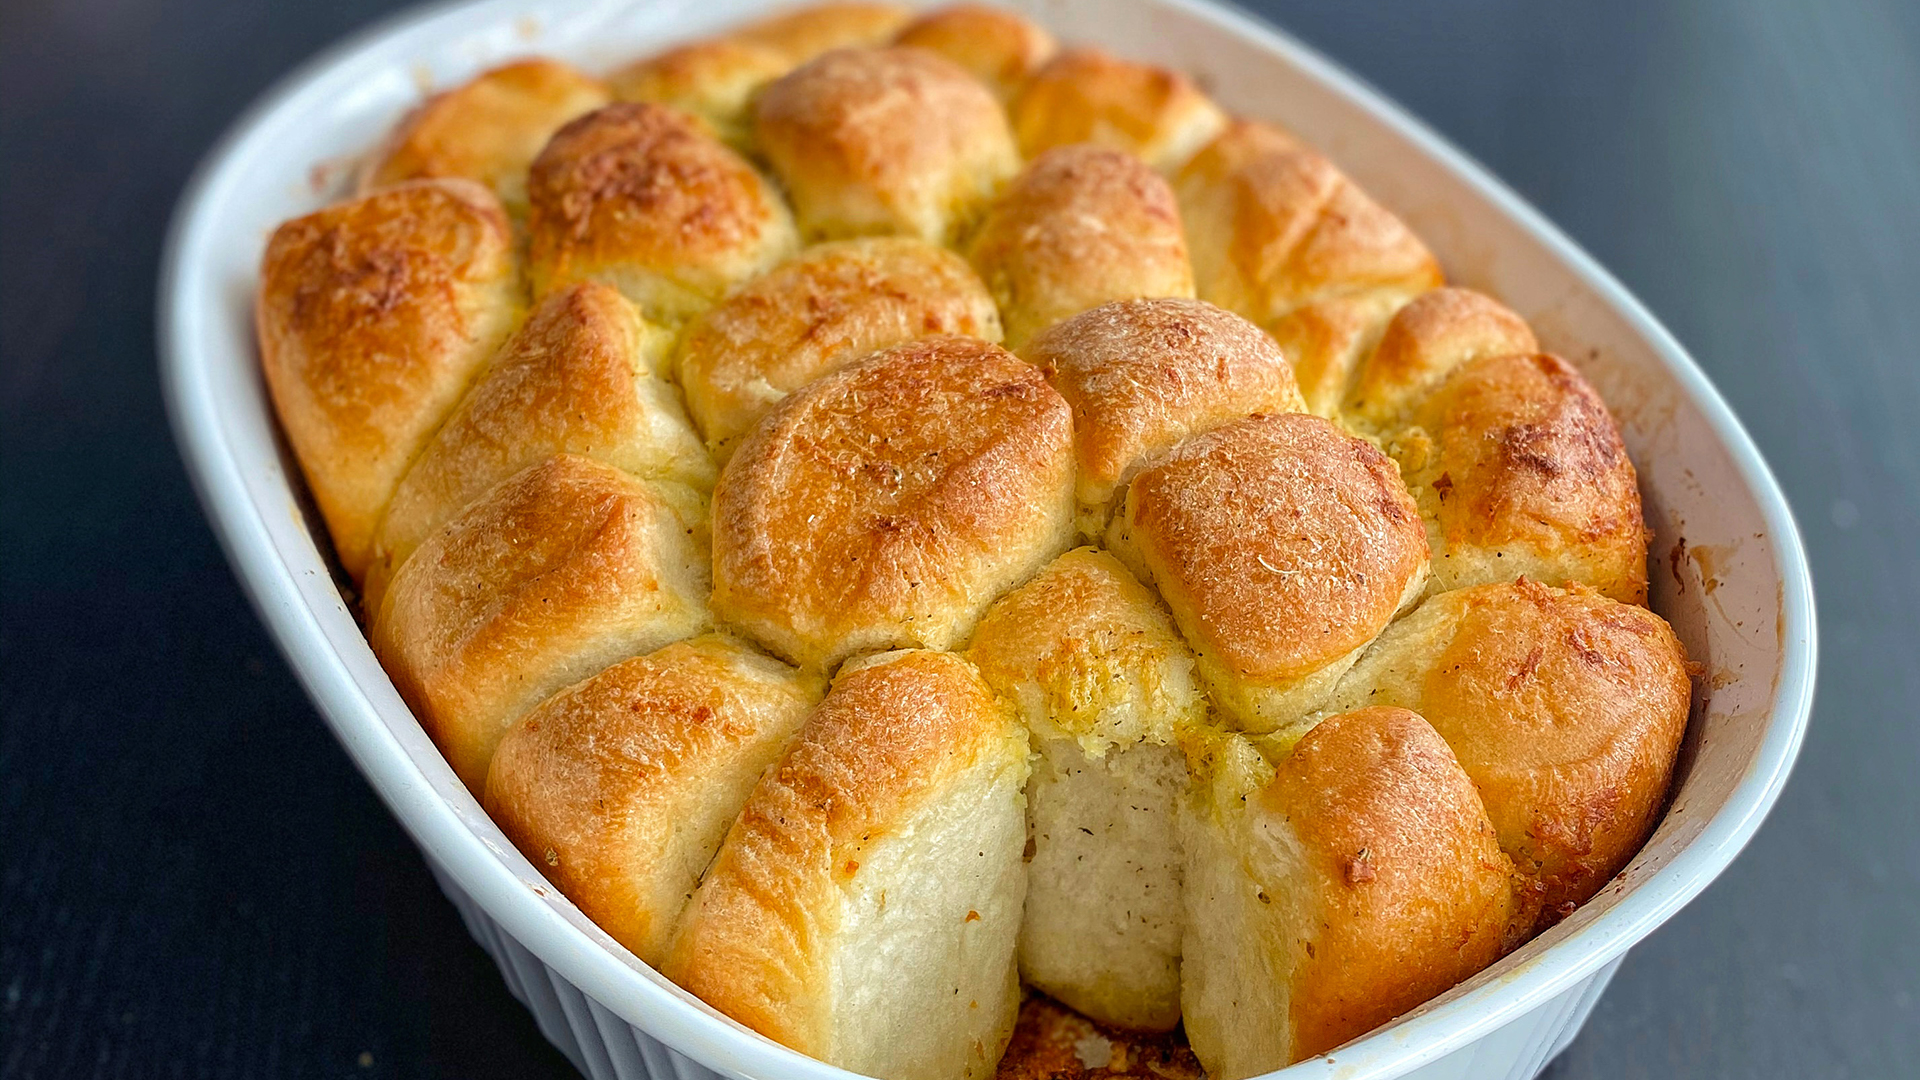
[997,993,1204,1080]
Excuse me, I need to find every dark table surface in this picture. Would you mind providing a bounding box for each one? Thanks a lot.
[4,1,1916,1077]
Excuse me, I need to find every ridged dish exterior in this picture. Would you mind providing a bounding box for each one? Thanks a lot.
[431,854,1622,1080]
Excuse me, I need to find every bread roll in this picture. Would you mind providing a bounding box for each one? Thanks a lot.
[1344,287,1539,430]
[1174,117,1302,184]
[1393,352,1647,603]
[752,47,1018,243]
[366,283,712,611]
[257,178,519,581]
[892,3,1057,103]
[527,102,797,327]
[733,1,913,63]
[1107,413,1428,731]
[1021,298,1306,535]
[360,58,611,210]
[674,237,1001,459]
[967,548,1204,1032]
[968,145,1194,349]
[1181,710,1515,1077]
[1312,578,1690,927]
[609,38,792,151]
[1176,126,1441,325]
[663,650,1030,1080]
[609,2,914,152]
[1010,48,1227,172]
[712,337,1074,671]
[1175,123,1442,394]
[484,634,818,965]
[372,455,710,792]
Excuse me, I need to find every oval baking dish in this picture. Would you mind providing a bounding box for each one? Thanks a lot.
[158,1,1817,1078]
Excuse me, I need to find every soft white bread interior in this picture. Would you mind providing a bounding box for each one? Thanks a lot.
[527,102,797,328]
[359,58,611,211]
[1107,412,1429,731]
[967,144,1194,350]
[1309,578,1691,928]
[372,454,711,792]
[484,634,819,965]
[663,650,1031,1080]
[365,282,712,611]
[1020,297,1306,536]
[674,237,1001,460]
[753,47,1018,244]
[256,178,520,581]
[967,548,1205,1031]
[892,3,1058,103]
[1180,709,1515,1078]
[1009,48,1227,172]
[711,336,1074,671]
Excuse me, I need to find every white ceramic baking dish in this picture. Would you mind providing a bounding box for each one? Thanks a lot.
[158,1,1817,1077]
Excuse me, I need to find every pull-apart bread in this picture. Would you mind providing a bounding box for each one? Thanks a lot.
[752,46,1018,244]
[1181,710,1515,1078]
[969,547,1204,1033]
[968,143,1194,350]
[665,649,1031,1080]
[258,178,519,581]
[256,5,1694,1077]
[527,102,798,328]
[359,58,611,212]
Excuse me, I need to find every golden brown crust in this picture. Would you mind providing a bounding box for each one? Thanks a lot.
[734,1,914,63]
[675,237,1002,458]
[360,58,611,210]
[893,4,1058,103]
[483,634,818,965]
[1317,579,1690,931]
[1020,297,1305,533]
[1175,133,1442,328]
[1346,287,1539,429]
[1173,118,1301,188]
[1109,413,1428,729]
[372,455,711,792]
[1399,353,1648,603]
[1263,294,1405,419]
[527,102,796,326]
[662,648,1024,1060]
[966,546,1203,751]
[753,47,1018,243]
[968,145,1194,350]
[1263,706,1515,1061]
[712,337,1075,670]
[1009,48,1227,172]
[367,282,711,611]
[1421,581,1686,924]
[609,38,793,151]
[257,178,519,581]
